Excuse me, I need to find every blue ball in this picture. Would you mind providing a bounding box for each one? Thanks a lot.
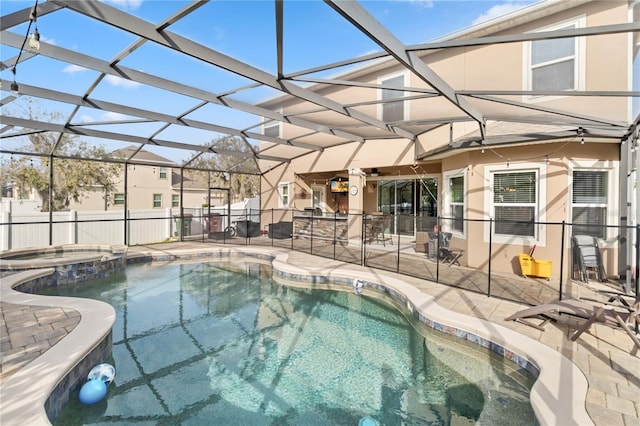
[359,417,378,426]
[358,417,378,426]
[79,379,107,405]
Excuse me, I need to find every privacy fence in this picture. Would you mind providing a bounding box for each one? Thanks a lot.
[2,207,637,307]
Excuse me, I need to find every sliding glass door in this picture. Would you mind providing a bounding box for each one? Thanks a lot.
[377,178,438,236]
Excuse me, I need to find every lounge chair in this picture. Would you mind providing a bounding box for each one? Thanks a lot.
[505,297,639,354]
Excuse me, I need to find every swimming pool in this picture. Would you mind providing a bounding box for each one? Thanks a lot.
[42,259,535,425]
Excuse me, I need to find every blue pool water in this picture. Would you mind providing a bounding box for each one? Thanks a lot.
[42,260,535,425]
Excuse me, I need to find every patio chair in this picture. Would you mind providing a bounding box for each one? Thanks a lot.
[437,232,464,266]
[368,214,393,246]
[571,235,607,283]
[505,296,639,354]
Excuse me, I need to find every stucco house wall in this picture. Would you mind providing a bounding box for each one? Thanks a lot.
[258,1,634,279]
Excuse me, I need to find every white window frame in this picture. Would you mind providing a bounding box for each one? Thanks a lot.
[522,15,586,102]
[114,193,125,206]
[442,169,466,237]
[484,162,547,246]
[278,182,291,208]
[153,193,162,208]
[378,71,409,122]
[568,161,618,246]
[172,194,180,208]
[262,108,282,139]
[159,167,168,179]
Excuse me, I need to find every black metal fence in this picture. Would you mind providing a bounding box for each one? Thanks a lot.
[2,208,638,307]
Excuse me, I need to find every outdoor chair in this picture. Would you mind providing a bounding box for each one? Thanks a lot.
[505,295,639,354]
[367,214,393,246]
[437,232,464,266]
[571,235,607,283]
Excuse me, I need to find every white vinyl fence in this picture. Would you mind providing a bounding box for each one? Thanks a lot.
[1,199,261,251]
[0,208,171,250]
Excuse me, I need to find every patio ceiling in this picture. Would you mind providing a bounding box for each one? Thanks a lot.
[1,0,639,175]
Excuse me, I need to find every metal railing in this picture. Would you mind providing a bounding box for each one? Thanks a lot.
[2,208,637,307]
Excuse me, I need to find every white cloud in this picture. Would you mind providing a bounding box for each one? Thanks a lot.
[41,35,56,45]
[79,115,94,123]
[404,0,434,8]
[472,2,529,26]
[102,111,127,121]
[104,74,141,88]
[63,64,87,74]
[103,0,143,11]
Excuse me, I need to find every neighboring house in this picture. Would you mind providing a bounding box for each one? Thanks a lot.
[258,0,639,280]
[64,146,222,211]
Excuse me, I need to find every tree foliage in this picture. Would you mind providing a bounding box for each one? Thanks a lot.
[189,136,260,203]
[1,106,121,211]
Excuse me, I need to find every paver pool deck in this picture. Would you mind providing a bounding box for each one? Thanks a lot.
[1,242,638,425]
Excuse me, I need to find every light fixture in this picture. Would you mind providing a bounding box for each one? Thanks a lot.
[28,28,40,52]
[10,67,19,94]
[28,1,40,52]
[10,0,41,96]
[371,168,379,177]
[578,127,585,144]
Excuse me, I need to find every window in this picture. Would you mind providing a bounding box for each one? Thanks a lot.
[114,193,125,205]
[153,194,162,208]
[572,170,607,239]
[172,194,179,208]
[263,120,280,138]
[159,167,167,179]
[449,176,464,233]
[493,171,537,237]
[526,18,584,94]
[278,182,290,208]
[380,74,405,122]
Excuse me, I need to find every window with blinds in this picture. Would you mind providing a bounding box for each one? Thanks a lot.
[493,171,536,236]
[530,23,577,92]
[572,170,607,239]
[381,75,404,122]
[450,176,464,232]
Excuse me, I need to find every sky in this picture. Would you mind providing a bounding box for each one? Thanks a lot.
[0,0,537,160]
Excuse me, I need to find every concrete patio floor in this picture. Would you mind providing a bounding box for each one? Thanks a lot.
[1,241,638,425]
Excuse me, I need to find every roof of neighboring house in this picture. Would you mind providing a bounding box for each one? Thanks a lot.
[112,146,178,167]
[171,172,210,191]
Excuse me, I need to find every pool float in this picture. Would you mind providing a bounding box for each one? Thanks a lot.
[353,278,365,295]
[79,363,115,405]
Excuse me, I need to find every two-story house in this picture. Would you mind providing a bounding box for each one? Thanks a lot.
[257,0,639,280]
[65,146,220,211]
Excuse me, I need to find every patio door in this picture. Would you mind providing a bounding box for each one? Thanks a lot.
[377,178,438,236]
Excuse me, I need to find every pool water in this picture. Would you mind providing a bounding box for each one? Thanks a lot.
[42,260,535,425]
